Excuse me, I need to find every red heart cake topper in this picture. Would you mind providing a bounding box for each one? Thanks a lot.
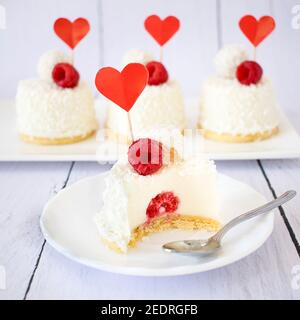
[144,15,180,46]
[95,63,149,112]
[239,15,275,47]
[54,18,90,49]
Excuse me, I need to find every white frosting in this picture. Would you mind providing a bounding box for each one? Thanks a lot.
[214,45,249,79]
[17,50,97,139]
[38,50,73,82]
[16,79,97,138]
[106,80,186,138]
[199,76,280,135]
[95,157,219,252]
[122,49,154,67]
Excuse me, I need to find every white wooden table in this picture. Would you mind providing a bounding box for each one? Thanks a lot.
[0,0,300,299]
[0,158,299,300]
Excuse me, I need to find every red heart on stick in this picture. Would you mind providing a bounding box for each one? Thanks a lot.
[239,15,275,47]
[144,15,180,46]
[95,63,149,112]
[54,18,90,49]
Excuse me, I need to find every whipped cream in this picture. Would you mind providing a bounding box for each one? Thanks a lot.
[122,49,154,67]
[214,45,249,79]
[38,50,73,82]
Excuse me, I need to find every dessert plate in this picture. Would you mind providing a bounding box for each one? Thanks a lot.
[40,172,274,276]
[1,99,300,161]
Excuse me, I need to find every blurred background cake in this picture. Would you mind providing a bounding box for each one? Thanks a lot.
[198,45,280,143]
[16,50,97,145]
[105,49,186,143]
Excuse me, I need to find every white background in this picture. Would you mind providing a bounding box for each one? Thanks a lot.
[0,0,299,109]
[0,0,300,300]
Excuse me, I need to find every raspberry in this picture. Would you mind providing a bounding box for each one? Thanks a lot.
[52,63,79,88]
[236,60,263,86]
[128,138,163,176]
[146,192,179,219]
[146,61,168,85]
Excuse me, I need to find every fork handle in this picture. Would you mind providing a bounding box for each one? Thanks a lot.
[211,190,296,243]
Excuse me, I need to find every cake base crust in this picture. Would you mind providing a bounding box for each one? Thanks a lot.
[20,130,96,145]
[102,214,221,253]
[200,126,279,143]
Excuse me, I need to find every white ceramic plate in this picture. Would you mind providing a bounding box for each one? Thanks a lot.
[40,172,274,277]
[1,99,300,161]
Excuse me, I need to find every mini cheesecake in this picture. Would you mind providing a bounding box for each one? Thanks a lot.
[95,137,220,253]
[199,45,280,143]
[16,50,97,145]
[105,50,186,143]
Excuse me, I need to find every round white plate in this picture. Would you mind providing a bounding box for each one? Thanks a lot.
[41,173,274,277]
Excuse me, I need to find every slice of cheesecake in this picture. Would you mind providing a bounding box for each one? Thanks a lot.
[95,138,220,253]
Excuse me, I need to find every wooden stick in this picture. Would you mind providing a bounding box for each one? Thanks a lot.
[127,112,134,142]
[71,49,75,65]
[160,46,163,62]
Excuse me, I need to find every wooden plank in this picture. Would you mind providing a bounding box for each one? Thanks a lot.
[269,0,300,131]
[258,0,300,237]
[260,159,300,252]
[101,0,218,97]
[0,162,72,299]
[26,161,300,299]
[0,0,101,98]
